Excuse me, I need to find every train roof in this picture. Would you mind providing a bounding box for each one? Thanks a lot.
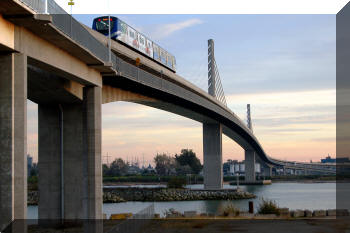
[93,16,176,59]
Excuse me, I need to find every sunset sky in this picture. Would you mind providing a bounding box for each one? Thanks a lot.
[27,4,336,165]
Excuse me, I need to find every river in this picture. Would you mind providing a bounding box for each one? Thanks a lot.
[27,182,336,219]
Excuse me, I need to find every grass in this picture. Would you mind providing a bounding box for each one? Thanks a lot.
[257,198,280,216]
[167,177,187,188]
[219,202,240,217]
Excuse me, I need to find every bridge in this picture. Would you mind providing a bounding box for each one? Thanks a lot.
[0,0,335,231]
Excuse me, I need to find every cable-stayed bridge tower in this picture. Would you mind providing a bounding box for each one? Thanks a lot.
[203,39,227,190]
[207,39,227,106]
[247,104,253,132]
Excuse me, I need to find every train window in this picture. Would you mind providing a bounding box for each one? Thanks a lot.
[95,18,114,33]
[139,36,145,46]
[120,22,127,34]
[129,29,135,39]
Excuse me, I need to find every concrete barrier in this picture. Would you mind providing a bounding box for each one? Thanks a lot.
[184,211,197,217]
[326,209,337,216]
[110,213,133,220]
[304,210,312,217]
[291,210,304,218]
[336,209,350,216]
[279,208,290,217]
[313,210,326,217]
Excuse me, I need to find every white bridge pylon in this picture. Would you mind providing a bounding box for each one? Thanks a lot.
[208,39,227,106]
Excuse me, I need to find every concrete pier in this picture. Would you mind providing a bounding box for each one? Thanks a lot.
[245,149,256,182]
[0,53,27,231]
[38,87,102,223]
[203,123,223,189]
[262,164,272,177]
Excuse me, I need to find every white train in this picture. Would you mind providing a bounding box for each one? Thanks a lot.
[93,16,176,72]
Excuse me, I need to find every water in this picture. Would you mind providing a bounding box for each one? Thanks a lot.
[27,182,336,219]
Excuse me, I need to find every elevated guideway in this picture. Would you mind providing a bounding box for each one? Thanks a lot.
[83,24,279,167]
[1,0,333,231]
[270,158,336,174]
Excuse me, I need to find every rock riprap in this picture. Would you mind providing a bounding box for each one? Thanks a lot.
[102,187,255,202]
[27,187,255,204]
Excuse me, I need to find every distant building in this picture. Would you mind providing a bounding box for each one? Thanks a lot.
[127,164,141,175]
[223,159,261,176]
[321,155,336,163]
[27,154,33,176]
[321,155,350,164]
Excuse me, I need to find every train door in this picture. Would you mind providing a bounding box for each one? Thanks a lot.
[127,26,138,49]
[160,48,166,65]
[145,39,153,58]
[138,34,147,55]
[153,44,160,62]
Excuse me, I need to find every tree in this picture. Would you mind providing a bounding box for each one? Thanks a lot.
[175,149,202,174]
[154,153,176,175]
[175,164,192,175]
[30,162,38,177]
[107,158,128,176]
[102,164,109,177]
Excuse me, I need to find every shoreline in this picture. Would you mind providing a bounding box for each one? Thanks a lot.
[103,180,336,187]
[28,187,255,205]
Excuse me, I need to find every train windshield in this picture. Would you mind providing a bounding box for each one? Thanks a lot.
[95,18,114,33]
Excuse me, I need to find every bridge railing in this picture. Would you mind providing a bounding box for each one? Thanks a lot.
[18,0,118,70]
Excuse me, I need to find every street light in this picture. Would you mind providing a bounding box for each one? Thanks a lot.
[108,0,111,62]
[68,0,74,36]
[68,0,74,15]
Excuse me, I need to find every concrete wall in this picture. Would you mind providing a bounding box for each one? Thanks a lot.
[203,123,223,189]
[0,53,27,231]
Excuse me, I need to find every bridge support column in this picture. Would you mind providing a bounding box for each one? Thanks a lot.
[203,123,223,190]
[0,53,27,232]
[262,165,272,177]
[38,87,102,226]
[244,150,256,182]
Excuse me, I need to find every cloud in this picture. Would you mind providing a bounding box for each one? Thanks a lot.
[149,19,203,40]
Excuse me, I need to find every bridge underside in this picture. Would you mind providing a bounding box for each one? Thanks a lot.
[0,53,103,231]
[1,1,283,230]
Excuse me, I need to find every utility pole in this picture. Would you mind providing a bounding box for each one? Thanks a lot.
[104,152,111,166]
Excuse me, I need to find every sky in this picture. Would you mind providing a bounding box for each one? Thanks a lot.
[27,2,337,165]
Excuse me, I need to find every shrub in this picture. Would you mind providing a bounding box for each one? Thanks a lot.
[219,202,240,217]
[258,198,280,215]
[28,175,38,191]
[167,177,186,188]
